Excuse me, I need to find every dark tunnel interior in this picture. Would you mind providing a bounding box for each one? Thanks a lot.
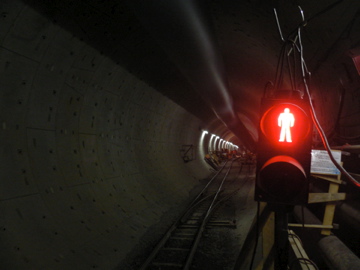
[1,0,360,269]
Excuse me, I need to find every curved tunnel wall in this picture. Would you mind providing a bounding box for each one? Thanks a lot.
[0,2,223,269]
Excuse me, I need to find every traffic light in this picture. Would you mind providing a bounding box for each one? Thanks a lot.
[255,96,313,204]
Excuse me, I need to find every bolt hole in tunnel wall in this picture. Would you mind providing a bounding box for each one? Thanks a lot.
[0,1,218,269]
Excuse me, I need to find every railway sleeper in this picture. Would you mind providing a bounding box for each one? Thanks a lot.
[149,261,183,269]
[151,249,188,268]
[165,237,194,249]
[206,219,236,228]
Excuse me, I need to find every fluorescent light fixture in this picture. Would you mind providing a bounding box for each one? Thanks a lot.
[213,136,220,151]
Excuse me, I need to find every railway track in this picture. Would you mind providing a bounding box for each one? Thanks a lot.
[139,158,249,270]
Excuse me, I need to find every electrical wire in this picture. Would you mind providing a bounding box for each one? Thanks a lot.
[287,44,295,92]
[288,233,313,270]
[285,1,344,39]
[274,42,287,93]
[274,8,285,42]
[288,232,303,246]
[274,8,306,96]
[274,4,360,188]
[305,0,343,25]
[291,42,298,93]
[297,25,360,188]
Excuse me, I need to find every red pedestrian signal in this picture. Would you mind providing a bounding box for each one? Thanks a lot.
[278,108,294,142]
[255,97,313,204]
[260,102,312,149]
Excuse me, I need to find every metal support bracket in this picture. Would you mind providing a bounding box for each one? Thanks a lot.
[181,144,195,163]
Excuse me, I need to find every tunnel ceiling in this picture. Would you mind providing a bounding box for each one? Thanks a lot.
[21,0,360,149]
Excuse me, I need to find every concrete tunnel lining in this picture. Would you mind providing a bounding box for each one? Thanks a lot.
[0,2,234,269]
[4,0,360,269]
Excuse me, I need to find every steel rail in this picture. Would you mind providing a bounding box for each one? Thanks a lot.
[183,158,237,270]
[139,160,230,270]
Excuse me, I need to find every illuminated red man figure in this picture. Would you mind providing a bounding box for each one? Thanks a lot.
[278,108,294,142]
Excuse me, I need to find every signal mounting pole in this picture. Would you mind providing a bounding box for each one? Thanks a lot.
[273,204,291,270]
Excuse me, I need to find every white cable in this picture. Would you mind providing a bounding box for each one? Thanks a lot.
[297,26,360,187]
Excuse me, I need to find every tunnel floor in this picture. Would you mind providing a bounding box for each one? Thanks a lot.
[191,163,257,269]
[124,162,257,270]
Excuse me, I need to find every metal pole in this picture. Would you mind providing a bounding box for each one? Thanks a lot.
[274,206,289,270]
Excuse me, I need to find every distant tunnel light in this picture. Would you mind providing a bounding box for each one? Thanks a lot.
[213,136,219,151]
[199,130,208,146]
[225,142,230,149]
[208,134,215,151]
[198,130,209,159]
[218,139,224,150]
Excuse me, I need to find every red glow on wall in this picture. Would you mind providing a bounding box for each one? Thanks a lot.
[352,54,360,76]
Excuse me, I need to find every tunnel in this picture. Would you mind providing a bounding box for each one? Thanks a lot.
[1,0,360,269]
